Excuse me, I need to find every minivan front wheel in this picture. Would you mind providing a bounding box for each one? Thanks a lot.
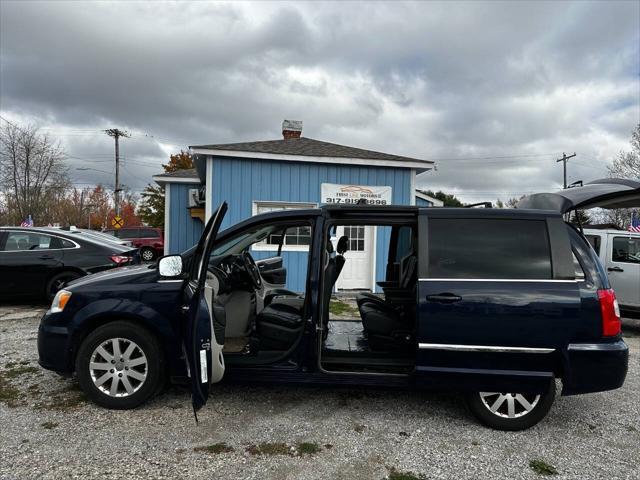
[76,321,163,409]
[465,379,556,431]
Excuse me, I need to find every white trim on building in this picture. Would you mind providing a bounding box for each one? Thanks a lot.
[191,148,433,172]
[163,183,171,255]
[152,175,201,184]
[415,190,444,207]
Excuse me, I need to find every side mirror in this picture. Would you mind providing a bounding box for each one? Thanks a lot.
[158,255,184,278]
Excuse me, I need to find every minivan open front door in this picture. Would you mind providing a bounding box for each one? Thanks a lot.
[517,178,640,213]
[182,202,228,413]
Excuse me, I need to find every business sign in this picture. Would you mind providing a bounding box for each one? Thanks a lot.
[321,183,392,206]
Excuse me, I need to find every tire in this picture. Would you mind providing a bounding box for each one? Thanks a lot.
[46,271,82,302]
[465,379,556,431]
[75,321,164,409]
[140,247,157,262]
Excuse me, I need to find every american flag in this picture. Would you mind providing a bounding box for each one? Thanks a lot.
[20,215,33,227]
[630,212,640,233]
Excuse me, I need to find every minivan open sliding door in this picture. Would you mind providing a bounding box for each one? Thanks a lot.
[416,210,579,394]
[182,202,228,413]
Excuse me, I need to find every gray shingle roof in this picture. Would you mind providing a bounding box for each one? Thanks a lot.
[190,137,431,165]
[153,168,198,178]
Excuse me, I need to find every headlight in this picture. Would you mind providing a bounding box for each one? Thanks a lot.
[50,289,72,313]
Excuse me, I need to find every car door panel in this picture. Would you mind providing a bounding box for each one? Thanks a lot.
[256,256,287,286]
[415,212,579,394]
[182,202,228,413]
[606,234,640,309]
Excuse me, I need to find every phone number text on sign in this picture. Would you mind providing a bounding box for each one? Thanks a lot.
[321,183,392,206]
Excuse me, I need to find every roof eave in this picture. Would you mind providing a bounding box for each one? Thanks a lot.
[190,147,434,172]
[152,174,201,185]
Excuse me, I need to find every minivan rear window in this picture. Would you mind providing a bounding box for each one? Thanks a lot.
[428,218,552,279]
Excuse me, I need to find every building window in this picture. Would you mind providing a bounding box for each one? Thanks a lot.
[252,201,316,251]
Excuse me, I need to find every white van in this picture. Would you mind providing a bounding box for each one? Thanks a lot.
[583,228,640,316]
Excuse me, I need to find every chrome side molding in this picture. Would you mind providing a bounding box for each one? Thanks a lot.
[418,343,555,354]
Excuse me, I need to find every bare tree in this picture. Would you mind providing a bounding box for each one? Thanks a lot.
[608,124,640,180]
[598,124,640,229]
[0,120,69,224]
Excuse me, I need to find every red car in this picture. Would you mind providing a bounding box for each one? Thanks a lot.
[104,227,164,262]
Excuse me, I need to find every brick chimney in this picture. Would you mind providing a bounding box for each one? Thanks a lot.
[282,119,303,140]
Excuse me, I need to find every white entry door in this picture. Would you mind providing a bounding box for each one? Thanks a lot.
[335,225,374,291]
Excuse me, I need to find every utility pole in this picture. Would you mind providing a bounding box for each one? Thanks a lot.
[105,129,130,216]
[556,152,576,189]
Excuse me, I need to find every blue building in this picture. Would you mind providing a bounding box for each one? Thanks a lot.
[153,121,435,292]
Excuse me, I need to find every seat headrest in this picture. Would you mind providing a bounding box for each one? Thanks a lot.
[336,236,349,255]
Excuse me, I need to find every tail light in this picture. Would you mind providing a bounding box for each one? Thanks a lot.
[597,289,621,337]
[110,255,131,265]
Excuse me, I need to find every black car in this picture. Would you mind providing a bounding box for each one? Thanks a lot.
[0,227,140,301]
[38,179,637,430]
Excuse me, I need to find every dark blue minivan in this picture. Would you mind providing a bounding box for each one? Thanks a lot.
[38,179,638,430]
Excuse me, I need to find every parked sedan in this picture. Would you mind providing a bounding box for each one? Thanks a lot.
[0,227,140,301]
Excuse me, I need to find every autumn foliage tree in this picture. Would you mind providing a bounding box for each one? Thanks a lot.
[138,151,194,228]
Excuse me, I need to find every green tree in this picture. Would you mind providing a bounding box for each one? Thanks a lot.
[138,151,193,228]
[421,190,465,207]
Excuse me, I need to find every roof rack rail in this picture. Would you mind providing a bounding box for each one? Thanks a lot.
[465,202,493,208]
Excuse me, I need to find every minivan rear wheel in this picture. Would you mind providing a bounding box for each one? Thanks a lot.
[75,321,163,409]
[465,379,556,431]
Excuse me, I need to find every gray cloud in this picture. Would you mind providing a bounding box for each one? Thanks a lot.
[1,0,638,201]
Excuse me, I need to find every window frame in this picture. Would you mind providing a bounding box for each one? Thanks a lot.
[611,235,640,265]
[419,214,569,281]
[0,230,80,252]
[251,201,317,252]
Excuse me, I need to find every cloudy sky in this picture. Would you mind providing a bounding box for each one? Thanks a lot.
[1,0,638,202]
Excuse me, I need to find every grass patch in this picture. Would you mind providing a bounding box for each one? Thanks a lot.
[194,442,234,454]
[246,442,290,456]
[41,421,58,430]
[387,467,423,480]
[0,372,24,407]
[354,424,366,433]
[36,384,87,411]
[329,300,358,316]
[297,442,321,455]
[4,365,39,379]
[529,459,558,476]
[246,442,323,457]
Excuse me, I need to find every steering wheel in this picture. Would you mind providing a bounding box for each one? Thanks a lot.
[241,251,262,289]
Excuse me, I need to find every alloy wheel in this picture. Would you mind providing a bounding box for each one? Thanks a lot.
[479,392,541,419]
[89,338,148,397]
[141,249,155,261]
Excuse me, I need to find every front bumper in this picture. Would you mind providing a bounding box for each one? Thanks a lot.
[37,311,74,373]
[561,340,629,395]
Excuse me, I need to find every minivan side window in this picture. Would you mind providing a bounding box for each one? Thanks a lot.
[585,235,601,255]
[612,237,640,264]
[428,218,552,279]
[141,228,160,238]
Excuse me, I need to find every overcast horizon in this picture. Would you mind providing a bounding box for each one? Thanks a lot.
[1,0,639,203]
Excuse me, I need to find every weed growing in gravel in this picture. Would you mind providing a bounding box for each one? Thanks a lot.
[246,442,290,456]
[529,459,558,476]
[354,424,366,433]
[329,300,358,317]
[41,421,58,430]
[194,443,234,454]
[387,467,424,480]
[4,365,39,379]
[0,372,24,407]
[36,383,87,411]
[297,442,321,455]
[245,442,323,457]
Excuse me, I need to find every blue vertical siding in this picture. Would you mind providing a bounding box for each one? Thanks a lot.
[167,182,204,254]
[209,157,413,291]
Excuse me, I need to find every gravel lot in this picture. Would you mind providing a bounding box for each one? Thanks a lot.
[1,304,638,480]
